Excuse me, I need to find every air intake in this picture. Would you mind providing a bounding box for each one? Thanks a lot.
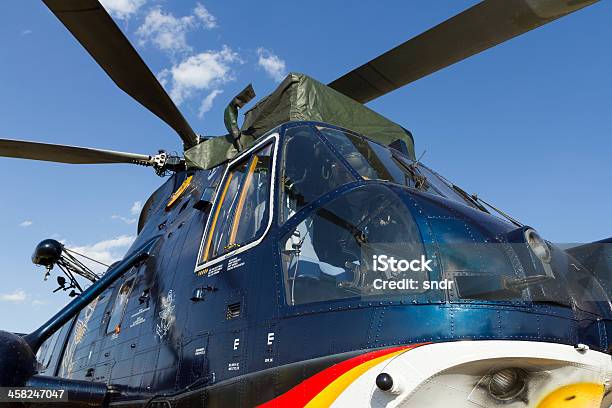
[226,302,241,320]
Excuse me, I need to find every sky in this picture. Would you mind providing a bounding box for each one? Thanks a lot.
[0,0,610,333]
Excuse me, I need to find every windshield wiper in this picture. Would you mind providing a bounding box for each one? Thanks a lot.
[452,185,523,228]
[451,184,489,213]
[391,154,427,190]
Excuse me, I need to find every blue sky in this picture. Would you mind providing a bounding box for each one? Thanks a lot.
[0,0,610,333]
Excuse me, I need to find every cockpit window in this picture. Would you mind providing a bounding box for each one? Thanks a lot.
[228,145,273,247]
[319,127,409,185]
[106,278,134,334]
[207,161,249,259]
[279,126,355,224]
[36,329,61,369]
[281,184,431,305]
[398,158,479,209]
[199,142,274,264]
[319,127,482,210]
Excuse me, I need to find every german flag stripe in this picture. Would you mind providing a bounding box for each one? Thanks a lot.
[258,344,424,407]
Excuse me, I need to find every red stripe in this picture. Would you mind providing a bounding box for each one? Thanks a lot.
[258,345,419,408]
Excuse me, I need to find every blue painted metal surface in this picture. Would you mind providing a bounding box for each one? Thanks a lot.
[24,121,611,405]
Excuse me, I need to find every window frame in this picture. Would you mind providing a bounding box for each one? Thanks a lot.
[105,277,136,335]
[36,329,62,369]
[195,132,279,273]
[229,153,269,244]
[279,182,431,306]
[278,125,357,225]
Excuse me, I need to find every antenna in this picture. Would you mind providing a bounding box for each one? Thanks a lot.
[413,150,427,167]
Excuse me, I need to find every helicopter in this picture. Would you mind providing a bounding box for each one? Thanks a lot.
[0,0,611,407]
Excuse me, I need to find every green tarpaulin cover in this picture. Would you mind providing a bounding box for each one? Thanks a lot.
[185,73,414,169]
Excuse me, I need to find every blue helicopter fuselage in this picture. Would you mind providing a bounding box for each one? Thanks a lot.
[34,121,612,406]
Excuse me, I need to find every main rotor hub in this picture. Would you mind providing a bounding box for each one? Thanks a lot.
[151,151,168,169]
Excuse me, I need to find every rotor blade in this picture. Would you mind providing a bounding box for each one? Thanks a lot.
[0,139,152,165]
[42,0,198,148]
[328,0,599,103]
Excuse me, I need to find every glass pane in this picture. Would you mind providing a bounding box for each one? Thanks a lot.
[210,161,249,258]
[230,145,273,245]
[36,329,61,368]
[106,278,134,334]
[321,127,417,184]
[321,127,483,209]
[280,126,355,224]
[281,185,428,305]
[200,142,275,264]
[432,221,528,303]
[320,127,390,181]
[414,163,478,209]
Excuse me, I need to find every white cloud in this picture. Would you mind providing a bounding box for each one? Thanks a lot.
[137,4,217,55]
[257,48,287,82]
[69,235,135,273]
[194,3,217,29]
[19,220,32,227]
[99,0,147,20]
[0,290,27,302]
[112,201,143,225]
[130,201,144,216]
[21,29,32,36]
[159,46,241,105]
[137,8,195,54]
[198,89,223,118]
[111,215,137,225]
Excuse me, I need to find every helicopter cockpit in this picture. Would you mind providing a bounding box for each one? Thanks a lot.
[193,122,610,318]
[271,123,611,320]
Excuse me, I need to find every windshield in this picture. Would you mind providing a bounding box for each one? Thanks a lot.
[281,184,439,305]
[318,126,480,210]
[280,187,611,316]
[279,126,356,224]
[294,126,611,317]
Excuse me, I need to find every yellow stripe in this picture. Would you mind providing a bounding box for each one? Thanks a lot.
[305,349,405,407]
[166,175,193,209]
[202,172,233,261]
[229,156,259,243]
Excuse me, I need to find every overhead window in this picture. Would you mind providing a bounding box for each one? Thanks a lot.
[319,127,419,186]
[321,127,486,211]
[279,126,355,224]
[199,142,274,264]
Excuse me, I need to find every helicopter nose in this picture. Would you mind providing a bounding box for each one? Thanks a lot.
[360,340,612,408]
[536,383,604,408]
